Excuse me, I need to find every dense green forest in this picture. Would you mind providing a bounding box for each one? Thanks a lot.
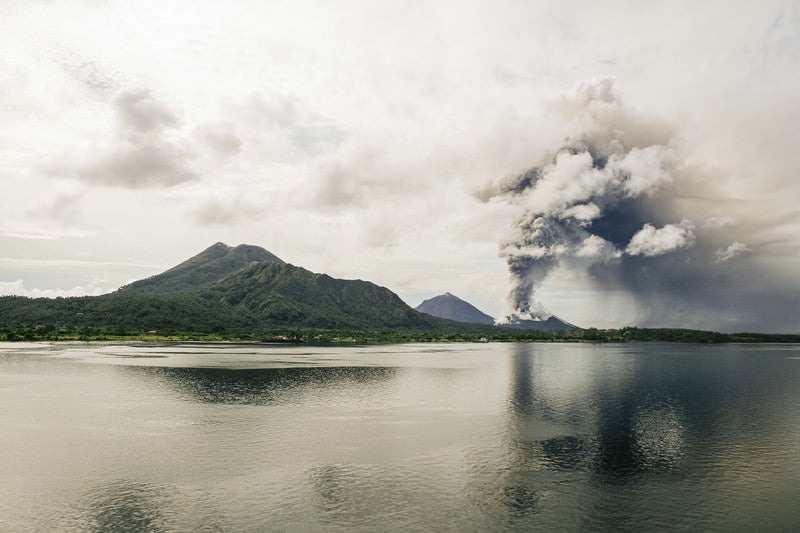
[1,307,798,344]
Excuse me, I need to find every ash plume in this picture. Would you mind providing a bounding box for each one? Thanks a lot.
[488,77,685,323]
[484,77,800,333]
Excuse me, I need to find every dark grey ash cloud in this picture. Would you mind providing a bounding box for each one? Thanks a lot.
[486,77,680,322]
[485,77,800,332]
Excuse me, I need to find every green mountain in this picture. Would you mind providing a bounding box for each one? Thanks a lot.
[122,242,285,293]
[208,261,431,328]
[0,243,439,334]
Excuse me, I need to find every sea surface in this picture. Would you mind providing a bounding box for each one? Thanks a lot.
[2,341,800,531]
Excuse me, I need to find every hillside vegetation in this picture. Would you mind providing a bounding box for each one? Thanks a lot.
[0,243,441,337]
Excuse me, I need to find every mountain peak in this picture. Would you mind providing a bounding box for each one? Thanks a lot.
[190,242,234,263]
[121,242,284,293]
[227,243,284,264]
[415,293,494,325]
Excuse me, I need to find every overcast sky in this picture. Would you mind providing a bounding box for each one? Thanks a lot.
[1,0,799,332]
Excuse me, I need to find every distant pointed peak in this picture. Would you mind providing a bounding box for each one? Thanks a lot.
[415,292,494,325]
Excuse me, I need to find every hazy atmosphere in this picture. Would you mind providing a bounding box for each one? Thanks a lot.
[2,0,799,332]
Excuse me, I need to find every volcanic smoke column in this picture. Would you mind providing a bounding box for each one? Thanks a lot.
[486,77,690,323]
[503,216,559,319]
[499,213,589,321]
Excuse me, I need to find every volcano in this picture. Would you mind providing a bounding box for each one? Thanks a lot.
[501,315,579,331]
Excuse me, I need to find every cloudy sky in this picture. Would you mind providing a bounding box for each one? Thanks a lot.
[1,0,799,332]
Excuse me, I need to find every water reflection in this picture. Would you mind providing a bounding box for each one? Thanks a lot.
[488,343,800,529]
[77,480,170,533]
[3,342,800,530]
[464,344,698,527]
[128,365,399,405]
[481,345,587,525]
[632,394,685,470]
[306,464,442,530]
[504,344,690,478]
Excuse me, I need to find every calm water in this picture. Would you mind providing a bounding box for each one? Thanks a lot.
[2,342,800,532]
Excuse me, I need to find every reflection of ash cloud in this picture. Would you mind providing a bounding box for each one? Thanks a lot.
[540,435,592,471]
[505,345,597,473]
[457,346,593,526]
[462,344,695,527]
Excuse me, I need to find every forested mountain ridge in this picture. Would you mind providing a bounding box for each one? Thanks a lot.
[0,243,439,334]
[121,242,285,293]
[208,261,431,328]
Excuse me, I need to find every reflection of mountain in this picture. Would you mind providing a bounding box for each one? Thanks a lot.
[128,365,398,405]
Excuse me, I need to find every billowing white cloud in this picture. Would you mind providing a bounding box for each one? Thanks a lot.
[575,235,621,261]
[626,221,696,257]
[713,241,749,264]
[618,145,674,197]
[561,203,601,224]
